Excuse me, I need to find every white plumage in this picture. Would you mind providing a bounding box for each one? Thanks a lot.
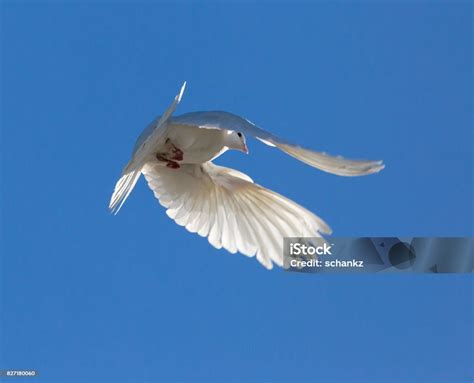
[109,82,384,269]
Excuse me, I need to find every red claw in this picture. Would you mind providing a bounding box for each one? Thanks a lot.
[170,146,184,161]
[166,161,180,169]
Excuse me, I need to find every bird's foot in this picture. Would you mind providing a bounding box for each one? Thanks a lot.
[170,146,183,161]
[165,141,183,161]
[156,139,183,168]
[166,160,180,169]
[156,153,181,169]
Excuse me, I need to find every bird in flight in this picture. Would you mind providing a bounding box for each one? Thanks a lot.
[109,82,384,269]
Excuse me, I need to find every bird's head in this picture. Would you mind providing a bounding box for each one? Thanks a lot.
[226,130,248,154]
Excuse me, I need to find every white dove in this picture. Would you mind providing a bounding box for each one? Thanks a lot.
[109,82,384,269]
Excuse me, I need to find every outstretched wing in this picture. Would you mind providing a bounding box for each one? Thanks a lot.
[171,111,385,176]
[129,81,187,168]
[109,81,186,214]
[142,161,331,269]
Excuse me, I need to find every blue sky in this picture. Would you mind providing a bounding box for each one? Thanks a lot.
[1,2,472,383]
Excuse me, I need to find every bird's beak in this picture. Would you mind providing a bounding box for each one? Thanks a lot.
[242,144,249,154]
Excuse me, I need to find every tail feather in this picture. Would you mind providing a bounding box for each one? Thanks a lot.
[109,169,142,214]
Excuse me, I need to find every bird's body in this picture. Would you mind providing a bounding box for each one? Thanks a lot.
[131,115,245,168]
[110,82,385,269]
[163,124,229,164]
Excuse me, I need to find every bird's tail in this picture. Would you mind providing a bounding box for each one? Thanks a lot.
[109,165,142,214]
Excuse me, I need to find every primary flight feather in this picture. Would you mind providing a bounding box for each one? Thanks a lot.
[109,82,385,269]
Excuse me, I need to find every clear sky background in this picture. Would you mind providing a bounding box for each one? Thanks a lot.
[1,2,472,383]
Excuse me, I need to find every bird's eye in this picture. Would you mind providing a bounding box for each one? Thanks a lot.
[237,132,242,138]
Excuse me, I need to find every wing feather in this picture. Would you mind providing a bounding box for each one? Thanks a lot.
[171,111,384,176]
[142,161,331,269]
[109,82,187,214]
